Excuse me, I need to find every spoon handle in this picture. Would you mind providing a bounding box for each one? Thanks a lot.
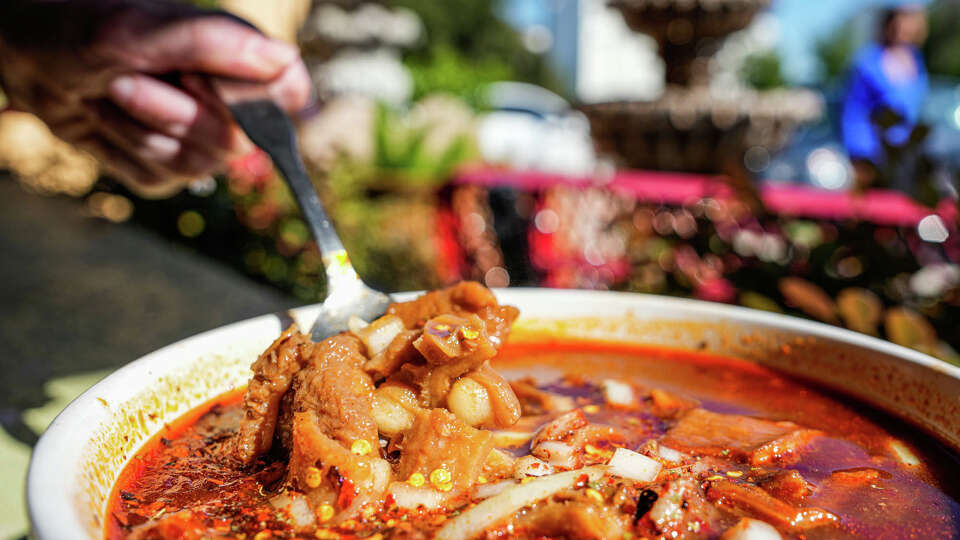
[219,94,360,288]
[167,9,359,289]
[220,93,393,340]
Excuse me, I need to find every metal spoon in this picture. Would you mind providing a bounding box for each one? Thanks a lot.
[214,80,392,341]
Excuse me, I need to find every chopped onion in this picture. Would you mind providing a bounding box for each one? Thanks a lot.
[435,466,606,540]
[484,448,516,477]
[348,315,369,335]
[472,479,515,500]
[269,492,315,530]
[550,394,577,412]
[658,444,684,463]
[531,409,587,448]
[388,482,447,510]
[491,430,534,447]
[607,447,661,482]
[514,455,555,478]
[531,441,578,469]
[353,314,404,356]
[720,518,783,540]
[648,484,681,526]
[647,478,698,528]
[888,439,921,467]
[601,379,636,407]
[371,391,415,436]
[689,460,712,476]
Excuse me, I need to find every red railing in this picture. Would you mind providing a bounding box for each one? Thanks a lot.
[456,165,957,227]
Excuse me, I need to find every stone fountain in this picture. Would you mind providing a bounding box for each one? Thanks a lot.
[583,0,822,174]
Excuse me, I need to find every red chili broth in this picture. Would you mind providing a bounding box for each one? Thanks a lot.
[104,339,960,539]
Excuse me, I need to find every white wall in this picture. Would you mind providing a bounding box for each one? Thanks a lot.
[576,0,664,103]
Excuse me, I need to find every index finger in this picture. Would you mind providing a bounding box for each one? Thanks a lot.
[102,13,300,81]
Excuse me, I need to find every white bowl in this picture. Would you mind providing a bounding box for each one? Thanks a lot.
[26,289,960,539]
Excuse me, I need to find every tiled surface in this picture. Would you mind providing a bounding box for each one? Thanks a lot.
[0,176,295,539]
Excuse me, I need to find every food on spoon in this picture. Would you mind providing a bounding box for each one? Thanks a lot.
[106,282,960,540]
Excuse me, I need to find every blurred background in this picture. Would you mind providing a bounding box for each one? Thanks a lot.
[2,0,960,535]
[5,0,960,362]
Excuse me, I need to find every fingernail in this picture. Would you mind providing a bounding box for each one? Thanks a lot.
[142,133,180,160]
[269,60,314,114]
[250,38,299,73]
[109,76,136,102]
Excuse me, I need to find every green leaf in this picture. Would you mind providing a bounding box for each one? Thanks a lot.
[433,134,473,179]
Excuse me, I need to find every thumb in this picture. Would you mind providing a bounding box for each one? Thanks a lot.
[106,13,299,81]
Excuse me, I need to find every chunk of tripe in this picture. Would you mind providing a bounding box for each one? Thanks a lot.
[396,408,494,497]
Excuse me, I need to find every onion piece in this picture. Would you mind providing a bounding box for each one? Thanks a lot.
[720,518,783,540]
[352,314,405,356]
[483,448,517,478]
[607,447,661,482]
[435,466,606,540]
[531,441,578,469]
[531,409,587,448]
[269,492,315,531]
[888,439,921,467]
[514,455,554,478]
[348,315,369,335]
[550,394,577,412]
[371,390,415,436]
[601,379,636,407]
[658,444,684,463]
[491,430,534,447]
[388,482,447,510]
[472,479,515,500]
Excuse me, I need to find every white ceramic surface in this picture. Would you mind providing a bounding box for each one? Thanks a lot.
[26,289,960,539]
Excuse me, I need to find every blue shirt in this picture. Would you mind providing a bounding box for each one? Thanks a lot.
[841,43,928,164]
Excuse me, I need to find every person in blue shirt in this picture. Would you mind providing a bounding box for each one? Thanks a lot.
[841,4,929,192]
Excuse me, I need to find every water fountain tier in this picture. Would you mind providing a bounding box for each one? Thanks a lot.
[610,0,771,86]
[583,0,822,174]
[584,87,822,174]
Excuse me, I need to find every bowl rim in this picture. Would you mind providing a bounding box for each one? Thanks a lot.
[26,288,960,540]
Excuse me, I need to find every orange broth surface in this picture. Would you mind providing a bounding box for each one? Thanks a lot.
[105,340,960,540]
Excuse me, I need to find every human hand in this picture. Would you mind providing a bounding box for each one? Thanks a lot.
[0,1,311,197]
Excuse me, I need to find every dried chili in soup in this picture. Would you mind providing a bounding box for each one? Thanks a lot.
[106,282,960,540]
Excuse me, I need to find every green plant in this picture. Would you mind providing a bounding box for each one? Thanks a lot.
[389,0,564,99]
[924,0,960,77]
[406,45,513,109]
[376,103,474,177]
[740,50,786,90]
[814,21,857,85]
[330,102,477,199]
[319,99,480,291]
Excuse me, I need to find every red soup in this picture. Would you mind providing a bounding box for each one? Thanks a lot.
[106,283,960,540]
